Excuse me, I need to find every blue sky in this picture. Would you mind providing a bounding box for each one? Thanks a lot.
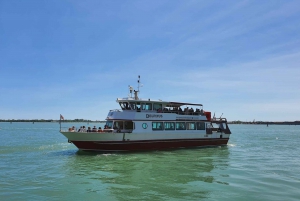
[1,0,300,121]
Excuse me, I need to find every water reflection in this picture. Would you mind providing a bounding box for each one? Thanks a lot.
[64,147,230,200]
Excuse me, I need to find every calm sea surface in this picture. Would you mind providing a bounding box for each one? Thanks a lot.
[0,122,299,201]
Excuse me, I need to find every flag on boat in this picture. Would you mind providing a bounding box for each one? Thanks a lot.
[60,114,64,120]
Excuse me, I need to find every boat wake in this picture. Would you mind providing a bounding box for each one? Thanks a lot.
[227,143,236,147]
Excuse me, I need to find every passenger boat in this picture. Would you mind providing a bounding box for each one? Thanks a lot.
[60,76,231,152]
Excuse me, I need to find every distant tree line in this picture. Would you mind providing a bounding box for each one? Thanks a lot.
[229,120,300,125]
[0,119,105,123]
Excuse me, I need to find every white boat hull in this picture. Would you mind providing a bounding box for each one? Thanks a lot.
[60,131,230,151]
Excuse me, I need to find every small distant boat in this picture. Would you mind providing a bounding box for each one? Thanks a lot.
[60,76,231,152]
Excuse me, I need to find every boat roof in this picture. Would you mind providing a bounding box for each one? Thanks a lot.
[117,98,203,106]
[169,101,203,107]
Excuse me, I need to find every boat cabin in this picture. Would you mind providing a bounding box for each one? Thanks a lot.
[117,99,204,115]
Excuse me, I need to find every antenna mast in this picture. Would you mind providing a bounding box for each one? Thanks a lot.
[137,75,141,93]
[133,75,141,100]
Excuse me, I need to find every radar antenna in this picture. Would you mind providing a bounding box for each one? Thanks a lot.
[128,76,143,100]
[128,85,133,98]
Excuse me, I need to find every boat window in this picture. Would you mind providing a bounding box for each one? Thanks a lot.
[176,122,186,130]
[186,122,196,130]
[124,121,134,129]
[164,122,175,130]
[120,102,130,110]
[196,122,205,130]
[152,122,163,130]
[130,102,136,110]
[105,121,113,129]
[211,123,219,128]
[113,121,124,129]
[206,123,212,128]
[119,102,126,110]
[221,123,226,129]
[119,102,124,109]
[136,102,141,111]
[142,103,152,110]
[153,103,162,111]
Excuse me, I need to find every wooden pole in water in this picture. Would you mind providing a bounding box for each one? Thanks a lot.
[59,114,62,131]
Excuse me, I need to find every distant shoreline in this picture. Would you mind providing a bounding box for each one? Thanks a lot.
[0,120,106,123]
[1,120,299,125]
[228,121,300,125]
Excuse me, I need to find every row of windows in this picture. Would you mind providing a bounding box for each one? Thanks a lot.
[151,122,205,131]
[120,102,155,110]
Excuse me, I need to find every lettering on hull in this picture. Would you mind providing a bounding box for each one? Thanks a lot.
[146,114,163,118]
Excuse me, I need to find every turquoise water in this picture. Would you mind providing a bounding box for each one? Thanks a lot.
[0,122,299,201]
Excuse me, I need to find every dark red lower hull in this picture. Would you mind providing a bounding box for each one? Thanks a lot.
[71,138,229,152]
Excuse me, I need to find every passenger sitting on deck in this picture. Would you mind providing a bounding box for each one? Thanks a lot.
[78,126,83,132]
[92,126,97,132]
[82,126,87,132]
[87,127,92,132]
[104,125,108,129]
[98,127,102,132]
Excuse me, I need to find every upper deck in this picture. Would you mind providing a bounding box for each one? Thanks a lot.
[115,97,204,116]
[107,76,209,121]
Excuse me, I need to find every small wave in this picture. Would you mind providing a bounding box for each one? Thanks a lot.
[38,142,71,150]
[227,143,236,147]
[96,153,117,157]
[38,145,54,150]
